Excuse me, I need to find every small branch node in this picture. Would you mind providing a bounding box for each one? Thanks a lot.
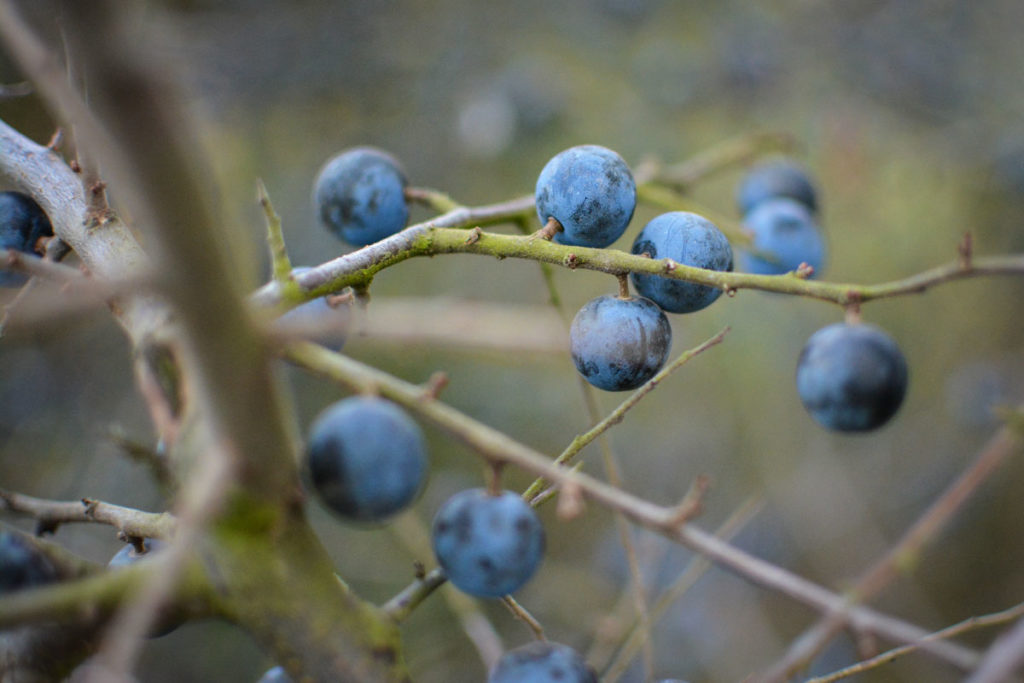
[464,226,482,245]
[412,560,426,580]
[563,253,579,269]
[45,127,63,150]
[725,286,737,297]
[794,262,815,279]
[69,158,82,173]
[663,258,678,273]
[665,475,710,527]
[421,371,449,400]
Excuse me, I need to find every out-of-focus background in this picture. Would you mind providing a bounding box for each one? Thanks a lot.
[2,1,1024,681]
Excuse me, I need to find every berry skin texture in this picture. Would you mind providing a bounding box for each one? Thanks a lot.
[313,147,409,247]
[796,322,909,432]
[630,211,733,314]
[0,191,54,287]
[736,158,819,215]
[570,295,672,391]
[0,531,59,594]
[431,488,545,598]
[738,198,826,277]
[257,666,292,683]
[535,144,637,248]
[489,641,597,683]
[306,397,428,522]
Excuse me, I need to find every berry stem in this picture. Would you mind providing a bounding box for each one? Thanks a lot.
[616,273,630,299]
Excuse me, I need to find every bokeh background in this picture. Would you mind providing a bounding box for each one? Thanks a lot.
[2,1,1024,681]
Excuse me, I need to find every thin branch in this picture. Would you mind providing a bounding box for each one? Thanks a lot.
[382,567,448,623]
[523,327,730,502]
[404,186,464,214]
[284,342,981,671]
[635,131,797,189]
[0,489,175,539]
[252,223,1024,311]
[258,179,292,285]
[501,595,546,641]
[965,614,1024,683]
[810,602,1024,683]
[756,424,1023,682]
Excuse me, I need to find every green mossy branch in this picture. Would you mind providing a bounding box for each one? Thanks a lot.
[254,221,1024,312]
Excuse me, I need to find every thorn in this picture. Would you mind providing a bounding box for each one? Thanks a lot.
[725,286,737,297]
[421,371,449,400]
[958,232,973,269]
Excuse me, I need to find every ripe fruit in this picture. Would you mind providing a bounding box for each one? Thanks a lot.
[535,144,636,248]
[796,322,909,432]
[736,158,819,215]
[313,147,409,246]
[0,191,54,287]
[257,666,292,682]
[0,531,58,593]
[488,641,596,683]
[306,397,428,522]
[570,294,671,391]
[273,267,350,350]
[431,488,544,598]
[630,211,733,314]
[107,539,181,636]
[737,198,826,277]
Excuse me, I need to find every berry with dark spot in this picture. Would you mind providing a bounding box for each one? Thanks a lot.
[488,641,597,683]
[570,294,671,391]
[0,191,54,287]
[0,531,58,593]
[306,397,428,522]
[737,198,826,277]
[796,322,909,432]
[736,158,819,215]
[313,147,409,246]
[630,211,733,314]
[535,145,636,248]
[431,488,544,598]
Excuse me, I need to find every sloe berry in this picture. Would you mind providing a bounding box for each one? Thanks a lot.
[313,147,409,246]
[736,158,819,215]
[796,322,909,432]
[107,538,182,636]
[272,267,350,350]
[630,211,733,314]
[535,145,636,248]
[306,397,428,522]
[570,294,671,391]
[488,641,597,683]
[737,198,826,277]
[257,666,292,683]
[431,488,544,598]
[0,531,58,593]
[0,191,54,287]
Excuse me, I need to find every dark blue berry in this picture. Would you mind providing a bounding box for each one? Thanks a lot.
[630,211,733,314]
[0,531,58,593]
[272,267,350,350]
[307,397,428,522]
[489,641,596,683]
[737,198,826,277]
[796,322,909,432]
[736,158,819,215]
[107,539,181,636]
[431,488,544,598]
[313,147,409,246]
[535,145,636,248]
[0,191,53,287]
[570,295,671,391]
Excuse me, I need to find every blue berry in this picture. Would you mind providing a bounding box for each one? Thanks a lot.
[796,322,909,432]
[257,666,292,683]
[431,488,544,598]
[570,295,671,391]
[306,397,428,522]
[489,642,596,683]
[736,158,819,215]
[313,147,409,246]
[0,191,53,287]
[630,211,733,314]
[0,531,58,593]
[107,539,181,636]
[535,145,636,248]
[737,198,826,277]
[273,268,350,350]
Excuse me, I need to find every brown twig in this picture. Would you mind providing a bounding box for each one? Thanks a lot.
[0,489,175,539]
